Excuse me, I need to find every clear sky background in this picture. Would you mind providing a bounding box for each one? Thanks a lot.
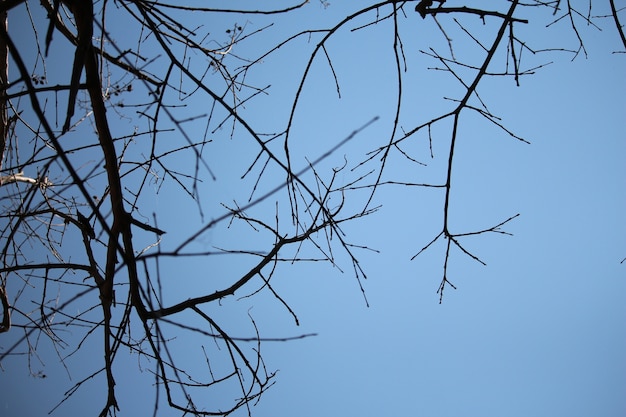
[1,2,625,417]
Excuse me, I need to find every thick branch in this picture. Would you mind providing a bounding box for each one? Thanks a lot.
[0,284,9,333]
[422,6,528,23]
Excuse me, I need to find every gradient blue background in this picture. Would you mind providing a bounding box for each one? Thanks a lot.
[1,2,624,416]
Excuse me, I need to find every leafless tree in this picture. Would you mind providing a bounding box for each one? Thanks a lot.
[0,1,623,416]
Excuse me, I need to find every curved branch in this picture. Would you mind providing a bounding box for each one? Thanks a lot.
[609,0,626,51]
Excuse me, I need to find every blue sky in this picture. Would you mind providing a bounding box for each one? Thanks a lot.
[1,2,625,417]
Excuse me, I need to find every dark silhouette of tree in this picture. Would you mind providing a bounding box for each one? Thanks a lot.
[0,1,623,416]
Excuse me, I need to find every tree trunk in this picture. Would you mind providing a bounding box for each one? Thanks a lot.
[0,3,10,334]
